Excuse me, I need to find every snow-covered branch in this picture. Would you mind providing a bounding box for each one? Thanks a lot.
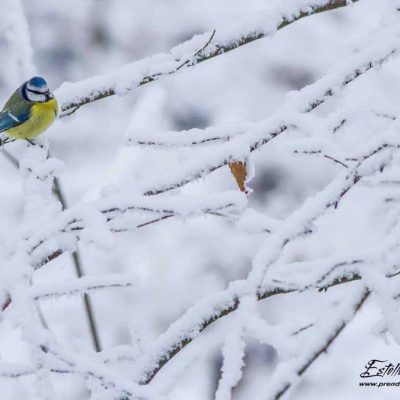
[29,191,246,270]
[135,29,400,195]
[131,268,364,385]
[56,0,357,116]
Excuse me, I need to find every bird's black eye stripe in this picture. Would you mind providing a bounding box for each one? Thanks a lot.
[27,88,48,95]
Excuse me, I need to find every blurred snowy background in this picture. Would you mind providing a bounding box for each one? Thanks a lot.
[0,0,400,399]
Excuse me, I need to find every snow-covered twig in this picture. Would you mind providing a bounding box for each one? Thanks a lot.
[215,325,246,400]
[0,362,71,378]
[127,124,245,148]
[293,150,349,168]
[41,344,158,400]
[31,274,138,300]
[270,288,369,400]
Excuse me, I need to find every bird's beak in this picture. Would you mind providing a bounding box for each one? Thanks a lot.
[46,91,54,100]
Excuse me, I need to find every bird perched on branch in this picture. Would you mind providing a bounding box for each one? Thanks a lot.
[0,76,58,143]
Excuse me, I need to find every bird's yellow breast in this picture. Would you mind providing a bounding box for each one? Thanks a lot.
[6,98,58,140]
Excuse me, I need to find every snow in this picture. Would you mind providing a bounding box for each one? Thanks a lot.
[1,0,400,399]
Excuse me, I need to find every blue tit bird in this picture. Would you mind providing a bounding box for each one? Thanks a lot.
[0,76,58,142]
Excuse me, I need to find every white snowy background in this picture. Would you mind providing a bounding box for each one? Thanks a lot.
[0,0,399,399]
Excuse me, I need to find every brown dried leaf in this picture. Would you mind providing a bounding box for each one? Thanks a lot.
[229,161,247,192]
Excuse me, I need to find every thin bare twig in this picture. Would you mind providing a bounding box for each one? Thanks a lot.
[293,150,349,168]
[273,289,370,400]
[176,29,216,71]
[71,250,102,352]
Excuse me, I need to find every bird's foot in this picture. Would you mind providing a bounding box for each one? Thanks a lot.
[26,139,44,148]
[0,137,16,147]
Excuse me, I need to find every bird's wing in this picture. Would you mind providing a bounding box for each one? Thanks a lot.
[0,110,29,133]
[0,87,32,133]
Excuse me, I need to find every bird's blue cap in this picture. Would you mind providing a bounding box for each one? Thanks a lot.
[28,76,48,90]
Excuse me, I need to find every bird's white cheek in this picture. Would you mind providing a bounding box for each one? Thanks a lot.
[26,92,46,102]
